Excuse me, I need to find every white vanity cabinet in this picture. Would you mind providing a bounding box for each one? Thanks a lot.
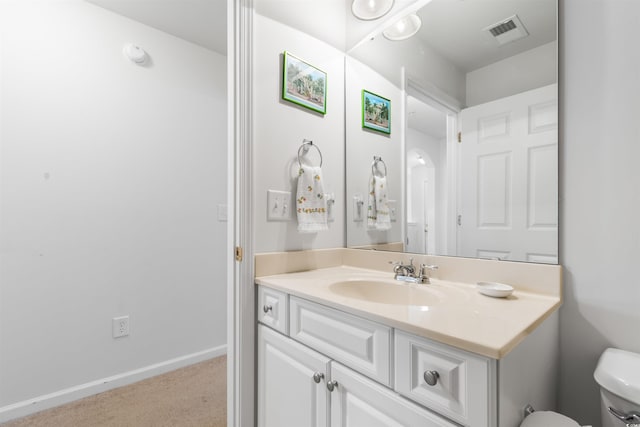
[257,285,558,427]
[258,324,455,427]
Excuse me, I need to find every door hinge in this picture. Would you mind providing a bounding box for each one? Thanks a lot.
[457,131,462,143]
[235,246,243,262]
[457,214,462,226]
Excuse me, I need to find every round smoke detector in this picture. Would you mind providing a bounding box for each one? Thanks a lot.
[123,43,147,64]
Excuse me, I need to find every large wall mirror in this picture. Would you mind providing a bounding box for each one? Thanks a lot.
[254,0,557,264]
[346,0,558,264]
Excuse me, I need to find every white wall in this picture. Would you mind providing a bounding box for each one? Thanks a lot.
[466,41,558,107]
[253,15,345,252]
[559,0,640,424]
[345,57,403,248]
[255,0,346,51]
[0,0,227,416]
[349,35,466,108]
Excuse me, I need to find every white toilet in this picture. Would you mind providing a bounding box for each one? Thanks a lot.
[521,347,640,427]
[594,348,640,427]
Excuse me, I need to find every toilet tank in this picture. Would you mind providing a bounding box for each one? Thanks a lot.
[594,348,640,427]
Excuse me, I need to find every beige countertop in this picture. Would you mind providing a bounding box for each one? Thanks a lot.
[255,265,561,359]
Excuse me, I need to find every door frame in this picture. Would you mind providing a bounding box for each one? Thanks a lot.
[227,0,255,426]
[423,178,430,254]
[404,77,460,257]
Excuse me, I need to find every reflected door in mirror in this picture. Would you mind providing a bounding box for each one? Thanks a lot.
[458,84,558,263]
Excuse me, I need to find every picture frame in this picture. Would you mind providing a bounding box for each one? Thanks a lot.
[282,51,327,115]
[362,90,391,134]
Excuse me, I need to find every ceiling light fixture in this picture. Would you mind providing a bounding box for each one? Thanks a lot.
[351,0,394,21]
[417,155,426,165]
[382,13,422,41]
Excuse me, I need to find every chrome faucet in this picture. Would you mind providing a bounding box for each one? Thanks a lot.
[389,259,438,284]
[390,258,415,278]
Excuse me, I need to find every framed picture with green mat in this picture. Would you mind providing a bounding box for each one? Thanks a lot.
[282,51,327,115]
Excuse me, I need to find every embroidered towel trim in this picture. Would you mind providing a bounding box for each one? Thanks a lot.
[367,174,391,230]
[296,165,328,233]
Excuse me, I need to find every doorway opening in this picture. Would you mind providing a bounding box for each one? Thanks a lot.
[404,85,459,256]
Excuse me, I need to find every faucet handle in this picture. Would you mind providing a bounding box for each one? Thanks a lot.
[419,264,438,274]
[418,264,438,283]
[389,260,404,275]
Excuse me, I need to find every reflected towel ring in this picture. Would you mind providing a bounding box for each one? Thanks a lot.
[297,139,323,168]
[372,156,387,177]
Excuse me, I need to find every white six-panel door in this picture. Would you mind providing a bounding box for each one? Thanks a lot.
[459,84,558,263]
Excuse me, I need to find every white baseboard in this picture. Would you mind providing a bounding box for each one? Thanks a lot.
[0,345,227,423]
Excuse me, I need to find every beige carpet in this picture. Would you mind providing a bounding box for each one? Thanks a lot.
[3,356,227,427]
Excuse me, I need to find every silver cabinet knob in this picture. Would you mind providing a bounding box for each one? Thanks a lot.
[326,380,338,392]
[423,370,439,386]
[262,305,272,313]
[313,372,324,384]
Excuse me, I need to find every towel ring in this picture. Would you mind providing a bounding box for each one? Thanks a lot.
[297,139,323,168]
[372,156,387,177]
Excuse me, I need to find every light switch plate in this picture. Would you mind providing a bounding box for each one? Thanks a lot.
[388,199,397,222]
[353,195,364,222]
[267,190,292,221]
[325,192,335,222]
[217,204,228,222]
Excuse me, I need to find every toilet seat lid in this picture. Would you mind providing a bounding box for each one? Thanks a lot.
[520,411,580,427]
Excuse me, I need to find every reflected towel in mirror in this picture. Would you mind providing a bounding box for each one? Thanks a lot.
[296,165,328,233]
[367,174,391,230]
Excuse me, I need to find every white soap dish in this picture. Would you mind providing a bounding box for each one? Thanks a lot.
[476,282,514,298]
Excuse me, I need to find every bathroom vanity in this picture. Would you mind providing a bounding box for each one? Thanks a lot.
[254,249,562,427]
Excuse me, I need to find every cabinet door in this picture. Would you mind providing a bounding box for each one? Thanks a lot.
[330,362,458,427]
[258,325,330,427]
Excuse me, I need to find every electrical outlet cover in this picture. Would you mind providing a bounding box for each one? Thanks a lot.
[112,315,130,338]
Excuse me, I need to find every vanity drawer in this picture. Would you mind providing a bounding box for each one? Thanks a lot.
[257,286,288,335]
[395,330,494,427]
[289,296,391,386]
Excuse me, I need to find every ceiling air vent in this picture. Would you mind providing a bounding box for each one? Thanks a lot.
[483,14,529,46]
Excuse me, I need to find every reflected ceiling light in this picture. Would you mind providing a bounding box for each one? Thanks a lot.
[351,0,394,21]
[382,13,422,41]
[417,155,426,165]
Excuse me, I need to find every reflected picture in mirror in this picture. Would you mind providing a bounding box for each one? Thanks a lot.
[362,90,391,134]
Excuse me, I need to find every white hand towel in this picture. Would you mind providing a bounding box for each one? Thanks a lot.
[296,165,328,233]
[367,174,391,230]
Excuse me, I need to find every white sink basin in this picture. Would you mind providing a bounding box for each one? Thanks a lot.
[329,279,443,306]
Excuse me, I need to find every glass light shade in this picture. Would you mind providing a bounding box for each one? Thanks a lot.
[351,0,395,21]
[382,13,422,41]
